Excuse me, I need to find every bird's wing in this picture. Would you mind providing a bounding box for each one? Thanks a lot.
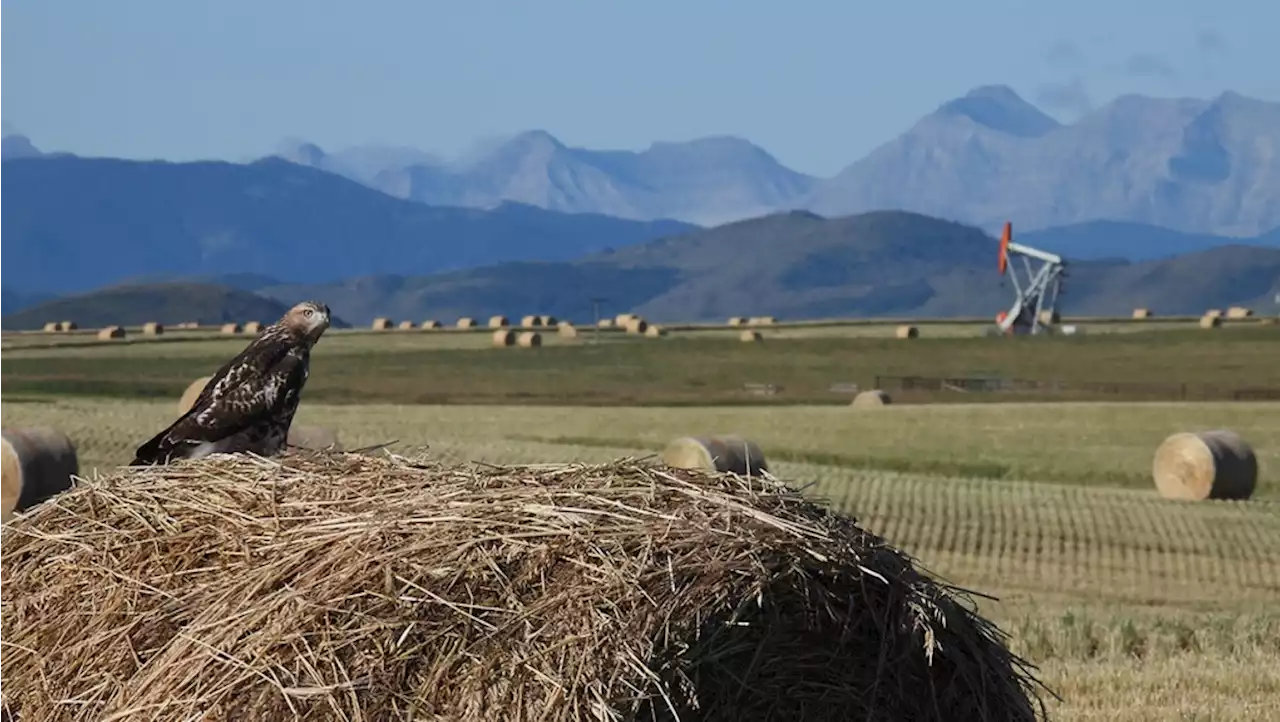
[168,347,308,443]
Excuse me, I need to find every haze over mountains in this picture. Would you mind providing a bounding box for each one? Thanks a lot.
[266,85,1280,237]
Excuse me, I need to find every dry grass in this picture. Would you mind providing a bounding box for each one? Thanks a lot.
[1,452,1044,721]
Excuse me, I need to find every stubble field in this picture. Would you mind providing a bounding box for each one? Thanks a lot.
[3,324,1279,720]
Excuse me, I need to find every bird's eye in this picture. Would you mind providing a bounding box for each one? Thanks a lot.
[304,309,314,318]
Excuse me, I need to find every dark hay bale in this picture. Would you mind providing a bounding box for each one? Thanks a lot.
[0,453,1047,721]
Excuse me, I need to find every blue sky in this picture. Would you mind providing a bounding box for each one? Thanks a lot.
[3,0,1275,176]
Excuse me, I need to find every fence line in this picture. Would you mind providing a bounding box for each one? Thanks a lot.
[872,375,1280,401]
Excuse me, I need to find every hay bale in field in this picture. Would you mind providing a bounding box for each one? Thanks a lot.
[1204,308,1223,319]
[421,320,443,329]
[851,389,892,407]
[516,331,542,348]
[398,320,416,330]
[178,376,214,414]
[372,317,393,330]
[1,427,78,523]
[558,323,578,338]
[1037,310,1060,325]
[1226,306,1254,319]
[538,315,558,327]
[895,325,919,339]
[488,315,510,329]
[1199,314,1222,329]
[96,326,125,340]
[456,317,476,329]
[286,426,342,451]
[142,322,164,336]
[749,316,777,326]
[220,322,242,334]
[624,317,649,334]
[661,435,769,477]
[1132,308,1152,319]
[58,320,78,331]
[728,316,747,326]
[41,321,59,333]
[243,321,264,334]
[0,454,1045,721]
[491,329,516,347]
[596,318,615,328]
[739,329,762,343]
[1152,430,1257,501]
[645,324,666,337]
[615,313,639,326]
[520,314,543,328]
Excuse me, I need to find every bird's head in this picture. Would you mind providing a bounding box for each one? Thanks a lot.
[282,301,332,343]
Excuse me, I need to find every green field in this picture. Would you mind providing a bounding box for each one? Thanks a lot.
[3,325,1279,720]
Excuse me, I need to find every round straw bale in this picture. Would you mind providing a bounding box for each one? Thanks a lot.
[42,322,59,333]
[96,326,125,340]
[491,329,516,347]
[739,329,762,343]
[615,313,639,326]
[624,318,649,334]
[661,435,769,477]
[538,315,558,327]
[644,324,666,337]
[243,321,263,334]
[1199,314,1222,329]
[0,455,1046,721]
[557,323,579,338]
[1132,308,1152,319]
[851,389,892,407]
[489,315,510,329]
[178,376,213,414]
[286,425,342,451]
[1152,430,1257,501]
[421,320,443,329]
[220,323,242,334]
[398,320,416,330]
[456,317,476,329]
[58,320,78,331]
[1,427,78,523]
[516,331,542,348]
[1204,308,1223,318]
[728,316,747,326]
[1226,306,1253,319]
[371,317,393,330]
[1037,310,1060,325]
[142,322,164,336]
[752,316,777,325]
[596,318,615,328]
[520,315,543,327]
[895,325,919,339]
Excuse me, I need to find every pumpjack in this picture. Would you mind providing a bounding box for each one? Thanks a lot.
[994,221,1067,335]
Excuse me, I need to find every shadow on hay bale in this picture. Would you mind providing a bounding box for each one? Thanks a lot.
[0,454,1047,721]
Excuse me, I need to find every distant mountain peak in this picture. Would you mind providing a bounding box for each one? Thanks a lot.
[933,85,1061,138]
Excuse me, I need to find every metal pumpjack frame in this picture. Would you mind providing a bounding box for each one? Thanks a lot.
[995,222,1067,336]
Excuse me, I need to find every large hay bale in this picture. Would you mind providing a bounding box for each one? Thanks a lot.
[1132,308,1152,319]
[516,331,542,348]
[142,322,164,336]
[456,317,476,329]
[372,317,393,330]
[1037,310,1059,325]
[41,321,59,333]
[96,326,125,340]
[558,323,579,338]
[1226,306,1254,319]
[852,389,892,407]
[1,427,78,523]
[1152,430,1257,501]
[661,435,769,477]
[895,325,919,339]
[178,375,214,414]
[243,321,264,334]
[520,314,543,328]
[624,317,649,334]
[287,426,342,451]
[0,454,1044,721]
[596,318,615,328]
[728,316,747,326]
[58,320,78,331]
[421,320,443,329]
[645,324,666,337]
[538,315,558,327]
[220,322,242,334]
[489,315,510,329]
[749,316,776,325]
[398,320,417,330]
[1199,314,1222,329]
[615,313,639,326]
[739,329,762,343]
[1204,308,1223,319]
[491,329,516,347]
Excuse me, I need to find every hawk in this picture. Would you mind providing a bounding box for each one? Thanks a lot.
[130,301,332,466]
